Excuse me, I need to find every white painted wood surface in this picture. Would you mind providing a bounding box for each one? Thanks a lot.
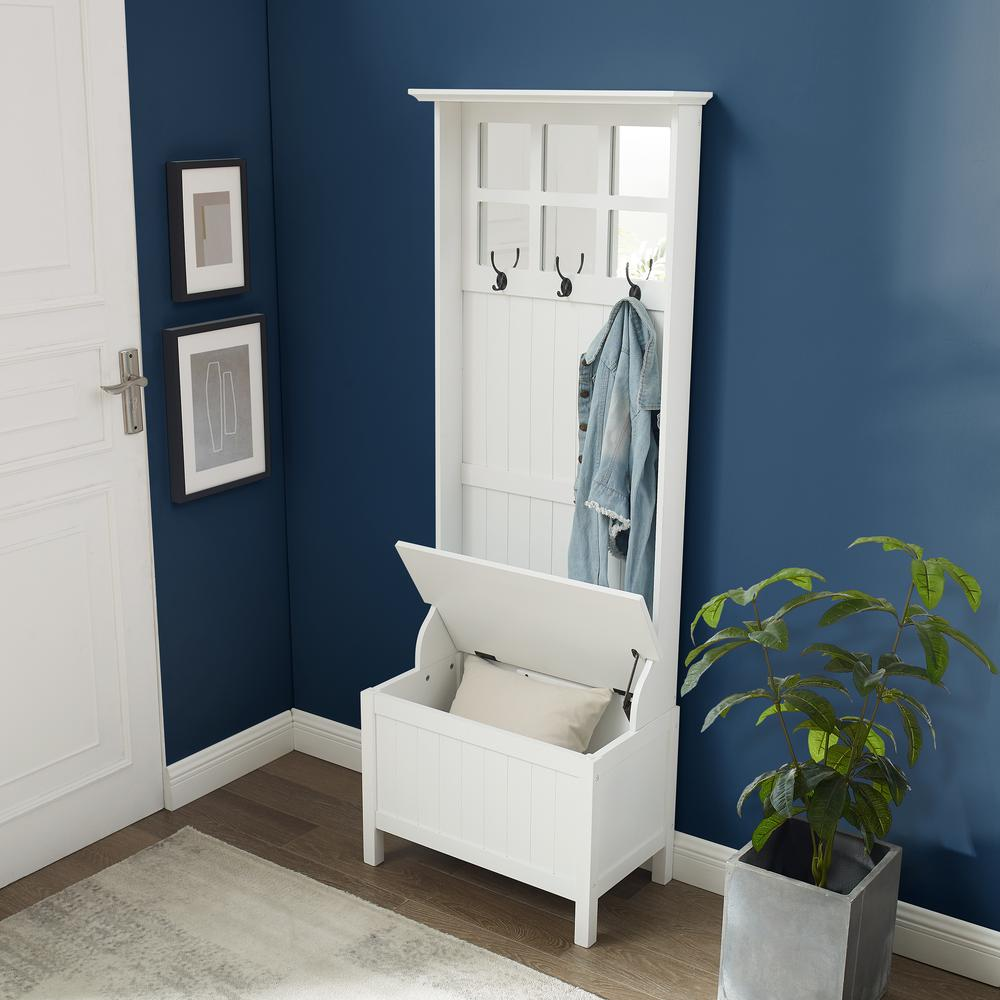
[365,89,710,948]
[396,541,660,691]
[0,0,163,886]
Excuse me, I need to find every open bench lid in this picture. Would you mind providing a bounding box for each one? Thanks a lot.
[396,541,661,691]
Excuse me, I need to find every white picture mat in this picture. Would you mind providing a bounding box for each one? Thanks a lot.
[181,165,245,294]
[177,321,265,494]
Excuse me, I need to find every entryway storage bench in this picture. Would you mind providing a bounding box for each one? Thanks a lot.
[362,89,711,947]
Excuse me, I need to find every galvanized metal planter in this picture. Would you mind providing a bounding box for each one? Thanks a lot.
[718,818,902,1000]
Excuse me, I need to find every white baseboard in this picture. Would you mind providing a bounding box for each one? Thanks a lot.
[163,711,293,810]
[163,712,999,987]
[291,708,362,770]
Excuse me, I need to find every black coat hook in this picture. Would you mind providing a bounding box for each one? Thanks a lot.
[490,248,520,292]
[625,260,653,300]
[555,253,584,298]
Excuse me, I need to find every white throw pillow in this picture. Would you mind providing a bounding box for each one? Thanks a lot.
[449,656,613,753]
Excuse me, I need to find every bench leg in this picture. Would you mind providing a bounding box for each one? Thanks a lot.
[574,890,598,947]
[649,845,671,885]
[363,822,384,867]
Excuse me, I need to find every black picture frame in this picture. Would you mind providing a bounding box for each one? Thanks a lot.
[166,158,250,302]
[163,314,270,503]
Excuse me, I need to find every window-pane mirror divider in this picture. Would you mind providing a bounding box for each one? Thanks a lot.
[595,126,613,278]
[529,122,544,273]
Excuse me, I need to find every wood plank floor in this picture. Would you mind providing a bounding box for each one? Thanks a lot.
[0,752,991,1000]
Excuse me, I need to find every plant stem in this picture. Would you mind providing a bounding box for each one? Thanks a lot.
[752,598,800,768]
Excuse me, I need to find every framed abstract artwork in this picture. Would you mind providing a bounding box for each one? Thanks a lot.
[166,158,250,301]
[163,315,270,502]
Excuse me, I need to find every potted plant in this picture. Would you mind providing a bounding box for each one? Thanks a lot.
[684,536,996,1000]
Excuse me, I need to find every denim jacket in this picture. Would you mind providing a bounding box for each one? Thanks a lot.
[568,298,661,611]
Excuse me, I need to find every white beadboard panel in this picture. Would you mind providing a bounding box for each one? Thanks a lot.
[507,297,532,476]
[462,485,486,559]
[460,743,485,846]
[554,772,581,881]
[529,765,557,873]
[484,489,508,563]
[550,502,574,578]
[552,305,580,483]
[375,717,396,816]
[529,299,555,480]
[461,293,487,466]
[507,757,532,865]
[417,728,440,830]
[483,751,509,856]
[395,722,419,823]
[438,735,463,839]
[460,290,662,580]
[506,494,531,569]
[528,497,553,574]
[484,295,509,470]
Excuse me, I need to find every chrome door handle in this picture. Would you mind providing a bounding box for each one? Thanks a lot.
[101,374,148,395]
[102,349,147,434]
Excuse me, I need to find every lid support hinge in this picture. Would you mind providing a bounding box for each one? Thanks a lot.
[613,648,641,719]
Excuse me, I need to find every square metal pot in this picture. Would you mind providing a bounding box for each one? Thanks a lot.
[718,819,902,1000]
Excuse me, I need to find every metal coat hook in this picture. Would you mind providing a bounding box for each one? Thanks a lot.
[490,248,520,292]
[555,253,584,299]
[626,260,653,300]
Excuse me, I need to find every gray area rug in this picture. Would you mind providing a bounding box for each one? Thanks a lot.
[0,827,595,999]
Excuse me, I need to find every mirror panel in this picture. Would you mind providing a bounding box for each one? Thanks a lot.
[478,202,530,267]
[614,126,670,198]
[480,122,531,191]
[544,124,600,194]
[610,210,667,281]
[542,206,595,274]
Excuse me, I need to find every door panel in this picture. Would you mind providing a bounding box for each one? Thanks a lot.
[0,0,163,886]
[0,0,97,307]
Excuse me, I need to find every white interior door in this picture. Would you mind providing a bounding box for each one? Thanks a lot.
[0,0,163,885]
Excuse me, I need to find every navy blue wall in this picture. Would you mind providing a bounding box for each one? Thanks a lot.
[267,0,999,929]
[125,0,292,763]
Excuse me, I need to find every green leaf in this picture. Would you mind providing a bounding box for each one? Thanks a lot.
[883,659,941,686]
[752,809,803,853]
[852,781,892,838]
[826,744,854,774]
[903,603,929,622]
[737,769,781,818]
[885,690,936,747]
[769,590,842,621]
[681,640,750,696]
[849,536,923,559]
[819,596,896,628]
[838,721,885,756]
[802,642,862,665]
[790,675,851,696]
[689,588,747,639]
[701,689,771,732]
[807,775,848,841]
[747,619,789,651]
[799,762,840,791]
[684,626,751,667]
[782,690,839,733]
[911,559,946,610]
[756,702,786,725]
[770,767,799,818]
[807,728,838,763]
[743,568,825,604]
[895,702,924,766]
[842,716,898,752]
[914,624,949,682]
[859,756,910,806]
[924,616,997,674]
[854,666,886,693]
[934,557,982,612]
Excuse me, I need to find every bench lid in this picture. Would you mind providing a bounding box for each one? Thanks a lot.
[396,541,661,691]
